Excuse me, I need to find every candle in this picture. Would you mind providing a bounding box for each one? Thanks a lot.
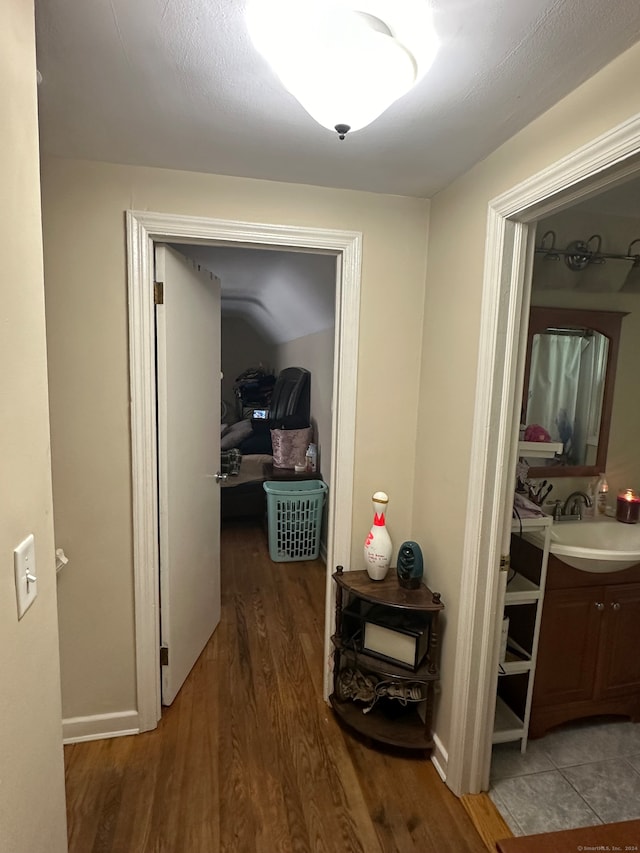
[616,489,640,524]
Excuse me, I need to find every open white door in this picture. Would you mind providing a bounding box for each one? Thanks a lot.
[155,244,221,706]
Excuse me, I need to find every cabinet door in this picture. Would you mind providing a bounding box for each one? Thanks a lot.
[596,583,640,701]
[533,587,603,709]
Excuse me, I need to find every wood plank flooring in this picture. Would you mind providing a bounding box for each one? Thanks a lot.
[64,519,489,853]
[461,794,514,852]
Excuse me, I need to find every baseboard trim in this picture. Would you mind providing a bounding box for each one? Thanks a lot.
[431,731,448,782]
[62,710,140,744]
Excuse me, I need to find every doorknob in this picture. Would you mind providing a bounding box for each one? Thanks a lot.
[594,601,605,611]
[611,601,621,611]
[205,472,229,482]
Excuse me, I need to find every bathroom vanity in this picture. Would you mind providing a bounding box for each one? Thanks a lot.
[510,533,640,738]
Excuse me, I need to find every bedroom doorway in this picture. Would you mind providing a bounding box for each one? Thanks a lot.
[127,211,362,733]
[173,243,337,544]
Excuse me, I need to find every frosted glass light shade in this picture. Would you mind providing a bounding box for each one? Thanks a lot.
[246,0,439,135]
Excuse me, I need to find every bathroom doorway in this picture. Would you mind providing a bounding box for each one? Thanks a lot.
[488,174,640,834]
[446,115,640,797]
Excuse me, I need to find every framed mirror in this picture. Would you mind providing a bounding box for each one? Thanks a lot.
[521,306,626,478]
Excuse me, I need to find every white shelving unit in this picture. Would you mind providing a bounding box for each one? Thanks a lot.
[517,439,563,461]
[492,515,552,752]
[517,440,564,458]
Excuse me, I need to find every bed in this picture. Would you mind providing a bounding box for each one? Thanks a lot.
[220,453,274,520]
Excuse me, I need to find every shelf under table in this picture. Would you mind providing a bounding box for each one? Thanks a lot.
[329,695,433,750]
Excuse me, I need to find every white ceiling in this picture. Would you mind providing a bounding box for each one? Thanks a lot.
[35,0,640,199]
[35,1,640,340]
[173,244,336,344]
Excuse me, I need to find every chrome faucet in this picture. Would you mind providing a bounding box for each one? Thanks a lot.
[560,491,593,520]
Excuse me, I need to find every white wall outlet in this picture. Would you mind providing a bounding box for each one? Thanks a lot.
[14,533,37,620]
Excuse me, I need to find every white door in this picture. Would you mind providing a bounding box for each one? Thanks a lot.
[155,244,221,706]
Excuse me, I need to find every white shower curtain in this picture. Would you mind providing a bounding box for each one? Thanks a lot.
[526,333,583,462]
[575,333,608,463]
[526,331,608,465]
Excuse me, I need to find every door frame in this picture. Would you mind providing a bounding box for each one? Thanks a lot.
[126,211,362,731]
[447,113,640,795]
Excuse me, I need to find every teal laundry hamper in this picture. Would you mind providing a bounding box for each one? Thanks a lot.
[263,479,328,562]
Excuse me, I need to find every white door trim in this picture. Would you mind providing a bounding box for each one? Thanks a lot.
[126,211,362,731]
[447,113,640,795]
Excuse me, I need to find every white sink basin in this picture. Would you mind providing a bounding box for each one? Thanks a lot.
[523,517,640,572]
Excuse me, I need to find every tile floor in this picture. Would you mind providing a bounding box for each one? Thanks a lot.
[489,718,640,836]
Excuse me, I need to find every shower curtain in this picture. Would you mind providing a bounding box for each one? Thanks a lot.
[526,331,607,465]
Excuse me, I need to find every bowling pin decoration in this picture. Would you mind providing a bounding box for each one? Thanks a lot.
[364,491,393,580]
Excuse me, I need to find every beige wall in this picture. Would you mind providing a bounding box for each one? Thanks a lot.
[41,160,430,720]
[221,316,277,417]
[275,327,335,486]
[40,30,640,777]
[412,41,640,754]
[1,1,67,849]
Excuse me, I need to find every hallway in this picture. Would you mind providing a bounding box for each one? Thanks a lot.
[63,519,486,853]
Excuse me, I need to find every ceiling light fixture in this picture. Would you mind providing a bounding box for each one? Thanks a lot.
[246,0,439,139]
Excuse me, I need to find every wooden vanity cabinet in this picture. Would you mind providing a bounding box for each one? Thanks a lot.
[524,550,640,738]
[597,582,640,702]
[532,586,602,710]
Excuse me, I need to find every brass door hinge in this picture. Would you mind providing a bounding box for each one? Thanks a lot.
[154,281,164,305]
[160,646,169,666]
[500,555,511,572]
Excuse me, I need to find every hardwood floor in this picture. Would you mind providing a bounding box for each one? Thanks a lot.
[462,794,514,852]
[64,519,488,853]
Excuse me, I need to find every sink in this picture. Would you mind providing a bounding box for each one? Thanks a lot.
[523,517,640,572]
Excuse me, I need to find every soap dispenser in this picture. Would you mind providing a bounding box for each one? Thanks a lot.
[584,478,596,518]
[595,473,609,515]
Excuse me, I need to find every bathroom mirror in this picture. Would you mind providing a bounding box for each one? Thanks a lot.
[521,306,626,478]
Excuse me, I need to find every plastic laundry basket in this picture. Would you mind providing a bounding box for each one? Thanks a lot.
[263,479,328,562]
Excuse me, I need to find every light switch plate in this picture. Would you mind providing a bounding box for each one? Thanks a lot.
[14,533,37,619]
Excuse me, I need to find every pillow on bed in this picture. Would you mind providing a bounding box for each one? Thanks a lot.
[220,418,253,450]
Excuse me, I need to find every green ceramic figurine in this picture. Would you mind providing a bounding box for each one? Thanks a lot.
[396,541,424,589]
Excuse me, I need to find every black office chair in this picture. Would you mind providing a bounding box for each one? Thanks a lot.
[239,367,311,453]
[269,367,310,427]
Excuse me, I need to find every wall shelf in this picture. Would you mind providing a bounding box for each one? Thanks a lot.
[518,440,563,459]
